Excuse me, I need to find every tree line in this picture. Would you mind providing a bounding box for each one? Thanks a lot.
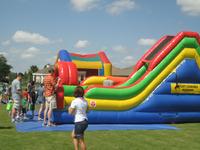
[0,54,39,85]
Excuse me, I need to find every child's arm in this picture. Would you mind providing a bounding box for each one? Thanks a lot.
[68,107,75,115]
[68,100,76,115]
[86,106,90,113]
[54,77,61,91]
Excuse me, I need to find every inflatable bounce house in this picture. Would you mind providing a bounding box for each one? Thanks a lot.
[54,50,112,109]
[53,31,200,124]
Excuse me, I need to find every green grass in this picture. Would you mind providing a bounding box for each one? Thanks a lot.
[1,104,200,150]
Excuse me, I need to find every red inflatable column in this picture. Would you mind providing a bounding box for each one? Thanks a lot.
[67,62,78,85]
[56,86,64,109]
[56,61,69,109]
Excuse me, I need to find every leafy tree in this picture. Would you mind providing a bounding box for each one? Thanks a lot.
[0,54,12,83]
[20,65,39,87]
[30,65,39,73]
[8,72,17,83]
[24,65,39,81]
[21,71,29,87]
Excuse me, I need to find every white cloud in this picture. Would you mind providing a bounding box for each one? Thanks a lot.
[74,40,90,49]
[1,47,51,72]
[120,55,136,66]
[177,0,200,16]
[21,53,35,59]
[26,47,40,53]
[20,47,40,59]
[124,56,134,61]
[1,40,11,46]
[12,30,50,44]
[0,51,8,56]
[106,0,136,15]
[137,38,156,46]
[112,45,129,53]
[70,0,100,11]
[8,47,21,54]
[70,0,137,15]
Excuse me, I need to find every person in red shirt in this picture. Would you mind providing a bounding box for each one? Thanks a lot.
[43,68,59,126]
[21,88,28,119]
[22,88,28,99]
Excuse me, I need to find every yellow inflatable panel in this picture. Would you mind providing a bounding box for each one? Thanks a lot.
[82,76,107,85]
[65,48,200,110]
[72,60,103,69]
[104,63,112,76]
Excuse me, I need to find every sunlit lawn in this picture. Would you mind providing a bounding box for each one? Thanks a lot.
[0,104,200,150]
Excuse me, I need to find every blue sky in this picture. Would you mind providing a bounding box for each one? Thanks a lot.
[0,0,200,72]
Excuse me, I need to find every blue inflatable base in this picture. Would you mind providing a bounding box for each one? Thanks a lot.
[15,117,178,132]
[52,109,200,124]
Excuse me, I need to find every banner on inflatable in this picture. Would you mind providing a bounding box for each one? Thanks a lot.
[171,83,200,94]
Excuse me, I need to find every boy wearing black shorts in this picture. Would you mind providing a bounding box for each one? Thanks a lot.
[68,86,88,150]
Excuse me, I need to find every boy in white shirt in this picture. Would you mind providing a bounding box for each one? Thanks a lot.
[68,86,88,150]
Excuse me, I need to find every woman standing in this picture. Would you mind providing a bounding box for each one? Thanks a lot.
[68,86,88,150]
[43,68,57,126]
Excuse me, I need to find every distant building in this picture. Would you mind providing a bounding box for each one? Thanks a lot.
[112,66,134,77]
[32,64,53,83]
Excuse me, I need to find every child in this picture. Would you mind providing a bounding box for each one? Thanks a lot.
[68,86,88,150]
[37,83,45,121]
[6,99,13,116]
[27,81,37,119]
[21,88,28,120]
[5,85,12,116]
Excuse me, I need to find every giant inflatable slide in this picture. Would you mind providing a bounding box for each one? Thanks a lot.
[53,31,200,124]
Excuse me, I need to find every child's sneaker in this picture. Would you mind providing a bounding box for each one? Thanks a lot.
[30,115,34,120]
[11,118,16,123]
[23,116,29,120]
[42,123,47,127]
[16,115,19,120]
[38,118,43,121]
[47,123,56,127]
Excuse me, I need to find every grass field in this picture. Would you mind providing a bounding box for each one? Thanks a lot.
[0,104,200,150]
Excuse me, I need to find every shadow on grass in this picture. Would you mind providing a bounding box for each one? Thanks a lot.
[0,126,13,129]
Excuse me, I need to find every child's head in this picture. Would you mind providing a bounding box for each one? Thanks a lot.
[30,81,35,86]
[48,68,54,74]
[74,86,84,98]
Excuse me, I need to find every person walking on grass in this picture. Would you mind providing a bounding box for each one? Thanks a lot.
[37,83,45,121]
[11,72,23,123]
[68,86,88,150]
[27,81,37,119]
[43,68,59,126]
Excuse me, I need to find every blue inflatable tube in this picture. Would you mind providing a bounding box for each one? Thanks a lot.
[59,49,72,62]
